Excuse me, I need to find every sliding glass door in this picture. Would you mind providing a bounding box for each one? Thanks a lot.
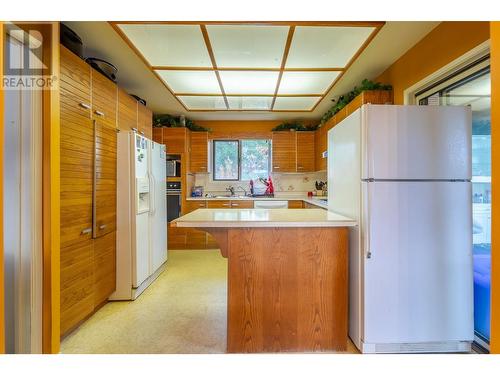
[417,58,491,350]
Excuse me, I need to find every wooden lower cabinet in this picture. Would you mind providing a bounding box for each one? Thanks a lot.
[288,200,304,209]
[60,239,94,336]
[169,200,255,249]
[93,231,116,307]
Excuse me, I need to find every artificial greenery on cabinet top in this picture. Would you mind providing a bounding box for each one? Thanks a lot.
[319,79,392,126]
[153,114,210,132]
[272,121,318,132]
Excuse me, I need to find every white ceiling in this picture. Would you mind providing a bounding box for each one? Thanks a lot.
[64,21,440,120]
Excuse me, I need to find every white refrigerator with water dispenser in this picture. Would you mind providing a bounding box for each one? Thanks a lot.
[328,104,474,353]
[111,131,167,300]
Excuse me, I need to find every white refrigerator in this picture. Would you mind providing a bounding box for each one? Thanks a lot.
[111,131,167,300]
[328,104,474,353]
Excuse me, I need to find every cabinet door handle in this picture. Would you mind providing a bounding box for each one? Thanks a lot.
[222,203,230,207]
[297,166,304,169]
[94,110,105,117]
[81,228,92,235]
[79,102,91,110]
[231,203,239,207]
[273,166,280,169]
[99,224,107,230]
[199,204,205,207]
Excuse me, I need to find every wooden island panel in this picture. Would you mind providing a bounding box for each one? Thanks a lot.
[206,226,348,353]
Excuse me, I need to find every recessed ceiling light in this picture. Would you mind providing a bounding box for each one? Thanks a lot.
[273,96,321,111]
[219,71,279,95]
[156,70,221,94]
[278,71,341,95]
[177,96,227,110]
[207,25,289,68]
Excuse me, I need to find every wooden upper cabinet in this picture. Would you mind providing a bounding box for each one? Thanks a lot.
[189,131,208,173]
[296,132,315,172]
[91,70,117,128]
[138,103,153,139]
[272,132,296,172]
[162,127,188,154]
[60,46,93,249]
[314,126,328,172]
[117,89,138,132]
[94,121,117,238]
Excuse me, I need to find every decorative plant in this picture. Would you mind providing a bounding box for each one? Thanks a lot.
[272,121,318,132]
[319,79,392,126]
[153,114,210,132]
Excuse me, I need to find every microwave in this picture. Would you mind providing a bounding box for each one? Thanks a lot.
[166,160,181,177]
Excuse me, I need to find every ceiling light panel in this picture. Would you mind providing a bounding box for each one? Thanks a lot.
[118,24,212,67]
[285,26,375,68]
[156,70,221,94]
[177,96,227,110]
[207,25,289,68]
[227,96,273,110]
[273,97,321,111]
[278,71,341,95]
[218,71,279,94]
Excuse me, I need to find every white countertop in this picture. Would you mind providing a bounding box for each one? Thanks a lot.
[171,208,356,228]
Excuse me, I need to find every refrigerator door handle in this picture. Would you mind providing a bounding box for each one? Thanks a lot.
[363,183,372,259]
[151,172,156,216]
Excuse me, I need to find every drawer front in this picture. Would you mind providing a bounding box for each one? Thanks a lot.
[207,200,232,208]
[230,200,254,208]
[185,200,207,213]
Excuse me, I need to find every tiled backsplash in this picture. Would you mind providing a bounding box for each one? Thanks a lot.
[192,171,327,196]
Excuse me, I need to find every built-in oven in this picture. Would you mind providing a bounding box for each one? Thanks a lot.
[166,155,181,177]
[167,181,181,222]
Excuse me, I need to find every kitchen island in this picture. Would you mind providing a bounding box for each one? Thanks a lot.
[171,208,356,353]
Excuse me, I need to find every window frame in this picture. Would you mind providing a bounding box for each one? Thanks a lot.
[212,139,240,181]
[211,139,271,182]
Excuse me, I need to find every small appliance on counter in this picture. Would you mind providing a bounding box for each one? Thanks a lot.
[191,186,204,197]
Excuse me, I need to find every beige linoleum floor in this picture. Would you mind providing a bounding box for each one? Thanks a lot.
[61,249,358,354]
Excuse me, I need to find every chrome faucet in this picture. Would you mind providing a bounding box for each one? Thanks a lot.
[226,186,235,196]
[236,185,248,196]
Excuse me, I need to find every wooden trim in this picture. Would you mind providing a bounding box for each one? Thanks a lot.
[175,93,323,97]
[111,21,386,113]
[110,21,385,27]
[0,21,5,355]
[41,22,61,354]
[151,66,344,72]
[108,22,190,111]
[199,24,229,109]
[310,23,384,112]
[271,26,295,110]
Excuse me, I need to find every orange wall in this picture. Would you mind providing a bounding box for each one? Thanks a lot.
[376,22,490,104]
[490,21,500,354]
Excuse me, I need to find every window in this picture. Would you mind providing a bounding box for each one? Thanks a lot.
[212,139,270,181]
[416,58,491,350]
